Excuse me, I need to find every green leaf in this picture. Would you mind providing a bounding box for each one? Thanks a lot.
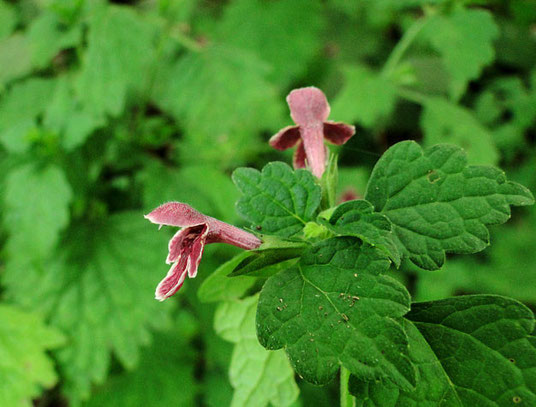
[325,200,401,266]
[215,296,299,407]
[3,162,72,261]
[204,371,234,407]
[0,10,81,88]
[351,295,536,406]
[156,0,196,24]
[27,11,81,69]
[233,162,322,238]
[0,78,56,152]
[475,77,536,131]
[0,34,32,87]
[256,237,415,389]
[0,1,16,40]
[152,45,283,168]
[83,329,197,407]
[365,141,534,270]
[331,65,397,128]
[406,295,536,406]
[366,0,449,11]
[416,211,536,303]
[0,305,65,407]
[232,237,307,273]
[421,98,499,165]
[303,221,332,240]
[44,77,104,151]
[198,252,258,303]
[229,246,304,278]
[3,213,174,403]
[474,76,536,162]
[76,4,157,117]
[215,0,323,86]
[348,319,462,406]
[422,8,499,99]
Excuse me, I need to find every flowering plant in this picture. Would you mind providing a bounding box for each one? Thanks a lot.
[2,2,536,406]
[146,88,536,406]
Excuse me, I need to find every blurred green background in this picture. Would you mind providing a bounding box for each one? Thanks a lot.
[0,0,535,406]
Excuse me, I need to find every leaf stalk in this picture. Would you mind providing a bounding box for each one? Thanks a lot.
[340,366,355,407]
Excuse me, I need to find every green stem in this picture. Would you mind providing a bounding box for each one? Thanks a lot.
[381,18,428,77]
[396,87,430,105]
[170,29,204,52]
[320,152,338,211]
[340,366,355,407]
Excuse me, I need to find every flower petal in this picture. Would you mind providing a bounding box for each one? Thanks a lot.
[166,229,187,264]
[269,125,301,150]
[287,87,330,126]
[187,228,207,278]
[166,224,207,264]
[300,126,326,178]
[144,202,207,227]
[156,224,209,300]
[155,258,189,301]
[323,121,355,145]
[293,140,306,169]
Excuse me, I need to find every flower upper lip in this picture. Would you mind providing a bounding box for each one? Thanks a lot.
[269,86,355,178]
[144,202,208,228]
[145,202,261,301]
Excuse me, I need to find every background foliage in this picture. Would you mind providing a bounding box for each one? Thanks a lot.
[0,0,535,406]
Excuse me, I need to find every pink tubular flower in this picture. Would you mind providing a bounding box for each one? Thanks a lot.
[145,202,262,301]
[270,87,355,178]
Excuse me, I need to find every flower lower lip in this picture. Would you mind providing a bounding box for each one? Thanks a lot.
[146,202,261,300]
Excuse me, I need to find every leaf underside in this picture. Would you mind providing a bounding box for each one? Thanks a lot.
[215,296,299,407]
[197,252,258,303]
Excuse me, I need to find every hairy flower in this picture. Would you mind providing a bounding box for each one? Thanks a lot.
[145,202,261,301]
[270,87,355,178]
